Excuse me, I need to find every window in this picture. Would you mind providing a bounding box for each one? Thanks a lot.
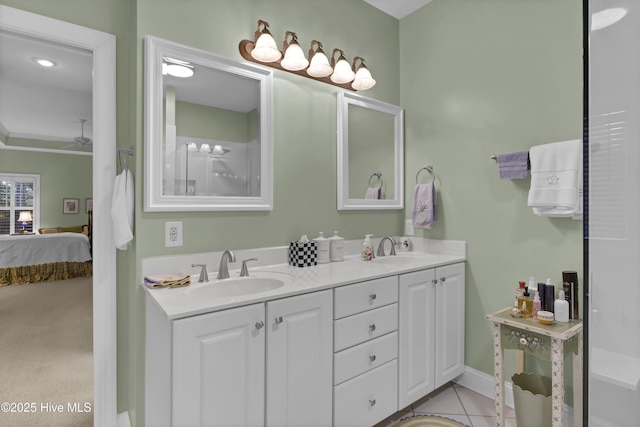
[0,173,40,235]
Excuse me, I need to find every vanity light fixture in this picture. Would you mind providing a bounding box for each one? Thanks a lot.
[162,56,194,78]
[199,143,211,153]
[239,19,376,91]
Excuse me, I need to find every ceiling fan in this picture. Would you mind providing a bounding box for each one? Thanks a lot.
[62,119,92,149]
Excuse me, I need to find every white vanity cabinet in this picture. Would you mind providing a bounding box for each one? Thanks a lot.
[333,275,399,427]
[172,303,266,427]
[266,290,333,427]
[398,262,465,409]
[147,289,332,427]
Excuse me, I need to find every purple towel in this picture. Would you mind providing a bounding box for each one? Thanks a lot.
[412,183,436,229]
[365,187,381,199]
[497,151,530,179]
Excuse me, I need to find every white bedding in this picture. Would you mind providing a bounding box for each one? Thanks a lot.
[0,233,92,268]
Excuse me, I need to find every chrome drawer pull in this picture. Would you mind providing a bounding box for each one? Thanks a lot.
[369,324,376,332]
[369,293,377,300]
[369,398,376,407]
[275,316,283,324]
[255,321,264,330]
[369,354,376,362]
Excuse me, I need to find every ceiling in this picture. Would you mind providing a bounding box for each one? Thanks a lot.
[0,1,432,151]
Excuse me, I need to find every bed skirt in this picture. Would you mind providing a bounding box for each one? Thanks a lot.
[0,261,93,286]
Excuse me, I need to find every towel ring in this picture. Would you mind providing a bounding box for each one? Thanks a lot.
[415,165,435,184]
[368,172,383,188]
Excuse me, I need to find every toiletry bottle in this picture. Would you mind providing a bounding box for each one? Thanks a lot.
[329,231,344,262]
[518,288,533,317]
[520,301,530,318]
[314,232,330,264]
[554,290,570,323]
[515,280,526,299]
[544,278,555,312]
[361,234,374,261]
[511,298,522,318]
[533,291,541,320]
[528,276,537,297]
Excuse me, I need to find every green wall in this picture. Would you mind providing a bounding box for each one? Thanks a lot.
[400,0,583,384]
[0,150,92,228]
[175,101,250,142]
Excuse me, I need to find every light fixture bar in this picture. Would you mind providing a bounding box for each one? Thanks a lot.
[238,19,375,91]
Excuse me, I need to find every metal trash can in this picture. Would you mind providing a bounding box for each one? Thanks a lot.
[512,373,552,427]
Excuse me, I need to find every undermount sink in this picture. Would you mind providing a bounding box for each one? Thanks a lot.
[186,277,285,298]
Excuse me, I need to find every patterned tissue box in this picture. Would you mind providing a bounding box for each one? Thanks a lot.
[288,241,317,267]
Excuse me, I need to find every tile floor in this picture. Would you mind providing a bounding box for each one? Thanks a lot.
[375,382,517,427]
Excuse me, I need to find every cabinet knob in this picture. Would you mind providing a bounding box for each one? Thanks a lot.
[369,354,376,362]
[275,316,284,324]
[369,398,376,407]
[255,321,264,330]
[431,279,438,285]
[519,337,528,346]
[369,293,377,300]
[440,277,446,283]
[369,324,376,332]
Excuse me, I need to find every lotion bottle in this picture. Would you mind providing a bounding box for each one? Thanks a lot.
[554,290,570,323]
[362,234,374,261]
[533,291,541,320]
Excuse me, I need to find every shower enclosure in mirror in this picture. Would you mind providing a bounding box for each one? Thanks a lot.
[337,91,404,210]
[144,36,273,211]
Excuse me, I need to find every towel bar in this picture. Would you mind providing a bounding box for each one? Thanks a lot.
[368,172,383,188]
[415,165,435,184]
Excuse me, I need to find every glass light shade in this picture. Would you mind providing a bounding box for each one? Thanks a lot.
[352,66,376,90]
[330,58,355,84]
[251,33,282,62]
[281,43,309,71]
[199,143,211,153]
[187,142,198,151]
[307,52,332,77]
[211,144,225,155]
[18,211,33,222]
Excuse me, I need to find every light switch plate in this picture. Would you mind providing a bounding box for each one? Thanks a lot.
[165,221,183,247]
[404,219,414,236]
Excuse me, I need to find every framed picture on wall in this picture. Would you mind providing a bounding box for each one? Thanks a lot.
[86,198,93,213]
[63,198,80,214]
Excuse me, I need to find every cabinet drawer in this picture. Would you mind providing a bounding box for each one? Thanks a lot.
[334,276,398,319]
[334,331,398,385]
[334,303,398,352]
[333,360,398,427]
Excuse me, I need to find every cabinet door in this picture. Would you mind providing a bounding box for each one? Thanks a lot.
[398,268,436,409]
[266,290,333,427]
[434,262,465,388]
[173,303,265,427]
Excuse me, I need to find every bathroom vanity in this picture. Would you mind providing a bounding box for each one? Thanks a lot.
[143,239,466,426]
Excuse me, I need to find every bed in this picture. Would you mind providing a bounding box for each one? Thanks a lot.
[0,232,92,286]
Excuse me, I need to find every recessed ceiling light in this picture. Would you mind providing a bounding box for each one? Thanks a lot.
[33,57,57,67]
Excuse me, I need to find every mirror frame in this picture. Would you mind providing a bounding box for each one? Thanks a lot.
[0,5,117,425]
[144,36,273,211]
[337,91,404,210]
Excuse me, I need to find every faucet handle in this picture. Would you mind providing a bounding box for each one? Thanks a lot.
[191,264,208,282]
[240,258,258,277]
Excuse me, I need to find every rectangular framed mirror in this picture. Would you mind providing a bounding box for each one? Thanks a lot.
[144,36,273,211]
[337,91,404,210]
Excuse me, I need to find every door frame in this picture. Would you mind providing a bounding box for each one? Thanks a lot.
[0,5,118,426]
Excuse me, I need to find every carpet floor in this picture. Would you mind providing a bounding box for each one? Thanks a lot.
[0,277,93,426]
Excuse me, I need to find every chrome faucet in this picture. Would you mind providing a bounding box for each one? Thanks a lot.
[376,236,397,257]
[240,258,258,277]
[216,250,236,280]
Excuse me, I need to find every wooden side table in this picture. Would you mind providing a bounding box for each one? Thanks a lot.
[486,308,583,427]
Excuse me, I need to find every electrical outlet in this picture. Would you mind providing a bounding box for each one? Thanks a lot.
[404,219,414,236]
[165,221,183,247]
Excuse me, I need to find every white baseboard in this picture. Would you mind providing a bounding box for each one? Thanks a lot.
[453,366,574,422]
[118,411,131,427]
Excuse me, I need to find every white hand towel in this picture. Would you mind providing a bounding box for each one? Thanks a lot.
[527,139,582,217]
[111,169,134,250]
[412,183,436,229]
[365,187,381,199]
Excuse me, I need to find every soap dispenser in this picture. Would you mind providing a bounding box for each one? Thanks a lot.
[362,234,374,261]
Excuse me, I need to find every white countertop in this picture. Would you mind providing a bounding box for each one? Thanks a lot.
[142,237,466,320]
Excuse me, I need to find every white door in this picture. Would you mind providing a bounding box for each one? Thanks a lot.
[434,263,465,388]
[398,268,437,409]
[172,303,266,427]
[266,290,333,427]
